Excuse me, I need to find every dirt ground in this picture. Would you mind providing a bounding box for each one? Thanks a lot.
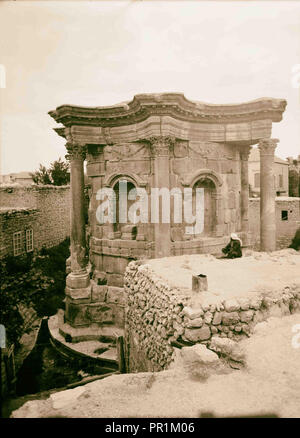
[11,312,300,418]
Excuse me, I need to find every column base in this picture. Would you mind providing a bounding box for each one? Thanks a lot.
[66,271,90,289]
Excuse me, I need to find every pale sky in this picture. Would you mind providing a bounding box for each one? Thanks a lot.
[1,0,300,174]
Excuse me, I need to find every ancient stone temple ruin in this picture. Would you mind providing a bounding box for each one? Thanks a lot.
[49,93,286,340]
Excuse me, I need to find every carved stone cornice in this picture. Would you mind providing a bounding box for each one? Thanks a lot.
[258,138,279,156]
[65,142,87,161]
[48,93,287,128]
[148,136,175,157]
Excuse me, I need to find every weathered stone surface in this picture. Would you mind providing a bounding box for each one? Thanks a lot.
[181,344,219,365]
[209,336,245,362]
[184,326,211,342]
[204,311,213,324]
[86,304,113,324]
[182,306,204,319]
[249,297,262,310]
[222,311,240,326]
[184,317,203,328]
[212,312,222,325]
[224,299,240,312]
[91,284,107,303]
[239,310,254,323]
[93,271,107,285]
[106,286,125,305]
[238,298,250,311]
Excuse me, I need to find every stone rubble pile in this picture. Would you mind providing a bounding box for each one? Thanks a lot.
[124,260,300,372]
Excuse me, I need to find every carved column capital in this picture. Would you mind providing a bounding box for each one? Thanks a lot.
[148,136,175,157]
[258,138,279,156]
[65,142,87,161]
[239,145,251,161]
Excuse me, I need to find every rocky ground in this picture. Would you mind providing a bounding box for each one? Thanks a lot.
[11,312,300,418]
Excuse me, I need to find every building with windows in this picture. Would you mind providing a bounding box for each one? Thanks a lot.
[0,185,70,258]
[0,207,37,258]
[249,147,289,197]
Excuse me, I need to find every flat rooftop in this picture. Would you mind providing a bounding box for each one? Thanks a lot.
[147,249,300,305]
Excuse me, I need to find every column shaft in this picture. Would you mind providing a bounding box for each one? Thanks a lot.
[240,146,251,243]
[258,138,278,252]
[150,136,173,258]
[65,142,89,289]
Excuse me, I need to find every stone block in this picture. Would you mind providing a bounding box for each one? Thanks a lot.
[212,312,222,325]
[65,302,90,327]
[181,344,219,365]
[182,306,204,319]
[93,271,107,285]
[66,272,90,289]
[107,273,124,287]
[224,299,240,312]
[184,317,203,328]
[107,286,125,305]
[65,285,91,302]
[86,303,113,324]
[239,310,254,323]
[184,326,211,342]
[110,303,125,328]
[222,311,240,326]
[91,284,107,303]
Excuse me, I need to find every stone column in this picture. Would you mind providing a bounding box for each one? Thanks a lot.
[149,136,173,258]
[258,138,279,252]
[240,145,251,244]
[65,142,90,297]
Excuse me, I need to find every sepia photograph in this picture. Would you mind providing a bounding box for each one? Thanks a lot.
[0,0,300,424]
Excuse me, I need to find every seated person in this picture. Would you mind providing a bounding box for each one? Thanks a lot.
[222,233,242,259]
[289,227,300,251]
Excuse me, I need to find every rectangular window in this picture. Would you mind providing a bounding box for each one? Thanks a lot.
[26,229,33,252]
[254,173,260,188]
[13,231,23,256]
[281,210,288,221]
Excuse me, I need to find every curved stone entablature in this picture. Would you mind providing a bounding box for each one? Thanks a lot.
[49,93,286,128]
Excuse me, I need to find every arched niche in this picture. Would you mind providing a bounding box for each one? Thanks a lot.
[181,169,223,238]
[110,176,138,239]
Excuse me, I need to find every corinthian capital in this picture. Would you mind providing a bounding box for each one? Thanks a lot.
[258,138,279,156]
[148,136,175,157]
[65,142,87,161]
[239,145,251,161]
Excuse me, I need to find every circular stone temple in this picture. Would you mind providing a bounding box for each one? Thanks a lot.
[48,93,287,335]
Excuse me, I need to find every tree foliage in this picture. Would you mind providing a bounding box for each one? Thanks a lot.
[30,158,70,186]
[0,238,70,346]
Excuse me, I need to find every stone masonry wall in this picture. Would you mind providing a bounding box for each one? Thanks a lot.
[0,186,70,257]
[249,197,300,250]
[124,258,300,373]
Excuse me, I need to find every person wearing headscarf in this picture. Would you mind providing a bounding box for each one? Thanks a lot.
[222,233,242,259]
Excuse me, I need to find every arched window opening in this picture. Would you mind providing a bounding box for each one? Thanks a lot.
[192,178,217,238]
[112,179,137,239]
